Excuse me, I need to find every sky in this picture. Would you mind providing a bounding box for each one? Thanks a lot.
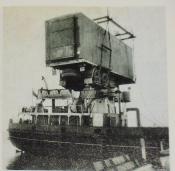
[2,6,168,128]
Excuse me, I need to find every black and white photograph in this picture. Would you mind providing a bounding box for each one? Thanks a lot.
[1,3,174,171]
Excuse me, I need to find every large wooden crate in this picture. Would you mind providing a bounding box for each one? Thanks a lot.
[46,13,135,84]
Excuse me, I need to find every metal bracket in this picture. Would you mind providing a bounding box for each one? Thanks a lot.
[94,16,136,40]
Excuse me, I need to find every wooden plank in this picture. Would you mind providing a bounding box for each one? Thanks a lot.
[116,161,136,170]
[93,161,105,171]
[111,155,126,165]
[133,164,155,171]
[104,158,113,168]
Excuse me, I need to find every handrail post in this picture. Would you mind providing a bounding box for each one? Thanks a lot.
[59,116,61,125]
[68,116,70,126]
[79,116,82,126]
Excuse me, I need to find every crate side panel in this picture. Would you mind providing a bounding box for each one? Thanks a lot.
[78,13,134,80]
[46,16,75,61]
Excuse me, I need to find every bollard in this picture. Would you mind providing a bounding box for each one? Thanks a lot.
[160,141,164,151]
[140,138,146,161]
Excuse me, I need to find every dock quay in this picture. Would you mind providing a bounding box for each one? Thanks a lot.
[92,154,169,171]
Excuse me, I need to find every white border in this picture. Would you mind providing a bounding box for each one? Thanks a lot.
[0,0,175,170]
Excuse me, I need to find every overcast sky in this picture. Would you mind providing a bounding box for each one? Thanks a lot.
[2,6,168,128]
